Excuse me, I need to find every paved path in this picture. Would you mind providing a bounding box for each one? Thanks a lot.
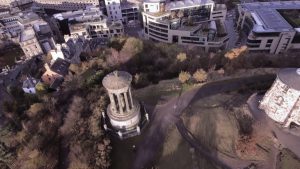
[132,74,275,169]
[248,94,300,158]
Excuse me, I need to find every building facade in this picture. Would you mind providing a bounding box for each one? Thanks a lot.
[236,1,300,54]
[260,68,300,127]
[142,0,228,51]
[34,0,99,11]
[53,7,124,41]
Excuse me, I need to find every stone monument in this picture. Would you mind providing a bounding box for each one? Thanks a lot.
[102,71,146,138]
[260,68,300,127]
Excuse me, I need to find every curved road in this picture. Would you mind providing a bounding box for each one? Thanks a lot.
[132,74,276,169]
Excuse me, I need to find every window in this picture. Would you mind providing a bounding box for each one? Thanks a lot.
[267,39,273,43]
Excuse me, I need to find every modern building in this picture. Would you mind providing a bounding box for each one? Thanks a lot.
[260,68,300,127]
[142,0,228,51]
[22,77,38,94]
[34,0,100,11]
[53,7,124,41]
[236,1,300,54]
[102,71,149,139]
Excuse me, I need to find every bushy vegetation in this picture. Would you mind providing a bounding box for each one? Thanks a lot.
[1,80,111,169]
[3,36,300,169]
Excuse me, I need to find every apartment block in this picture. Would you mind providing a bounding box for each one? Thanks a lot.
[34,0,99,11]
[142,0,228,51]
[236,1,300,54]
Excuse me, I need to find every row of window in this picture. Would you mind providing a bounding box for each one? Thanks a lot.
[149,21,168,29]
[149,25,168,33]
[149,29,168,37]
[149,33,168,41]
[182,41,204,45]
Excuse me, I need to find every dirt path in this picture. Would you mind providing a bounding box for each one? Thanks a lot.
[132,75,275,169]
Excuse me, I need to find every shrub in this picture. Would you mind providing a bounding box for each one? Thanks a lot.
[176,53,187,62]
[193,69,208,82]
[178,71,191,83]
[59,96,84,136]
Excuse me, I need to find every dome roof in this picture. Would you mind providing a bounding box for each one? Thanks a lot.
[277,68,300,91]
[102,71,132,90]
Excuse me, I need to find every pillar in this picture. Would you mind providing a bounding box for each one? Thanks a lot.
[124,92,130,112]
[109,93,116,112]
[117,94,124,114]
[129,89,134,108]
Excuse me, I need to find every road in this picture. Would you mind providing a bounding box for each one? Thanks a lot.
[132,74,276,169]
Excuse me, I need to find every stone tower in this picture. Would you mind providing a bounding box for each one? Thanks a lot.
[260,68,300,127]
[102,71,141,133]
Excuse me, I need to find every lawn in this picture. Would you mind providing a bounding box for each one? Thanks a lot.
[134,78,199,106]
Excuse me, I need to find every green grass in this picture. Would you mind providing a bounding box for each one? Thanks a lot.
[134,78,198,106]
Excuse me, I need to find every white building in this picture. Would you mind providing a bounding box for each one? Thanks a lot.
[105,0,123,21]
[260,68,300,127]
[236,1,300,54]
[53,7,124,41]
[22,77,38,94]
[142,0,228,52]
[34,0,99,11]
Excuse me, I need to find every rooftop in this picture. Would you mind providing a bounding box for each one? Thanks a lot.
[102,71,132,90]
[53,7,103,22]
[278,68,300,91]
[241,1,300,32]
[20,27,35,42]
[50,58,70,76]
[22,77,38,88]
[165,0,214,11]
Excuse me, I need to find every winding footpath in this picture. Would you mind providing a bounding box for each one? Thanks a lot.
[132,74,276,169]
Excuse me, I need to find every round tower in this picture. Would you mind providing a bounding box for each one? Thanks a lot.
[102,71,141,131]
[259,68,300,127]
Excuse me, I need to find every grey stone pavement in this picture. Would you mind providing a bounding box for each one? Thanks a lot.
[132,74,277,169]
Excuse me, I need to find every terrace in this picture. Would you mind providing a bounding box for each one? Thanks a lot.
[278,9,300,28]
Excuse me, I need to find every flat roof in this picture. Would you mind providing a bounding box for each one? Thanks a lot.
[165,0,214,11]
[20,28,35,42]
[241,1,300,32]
